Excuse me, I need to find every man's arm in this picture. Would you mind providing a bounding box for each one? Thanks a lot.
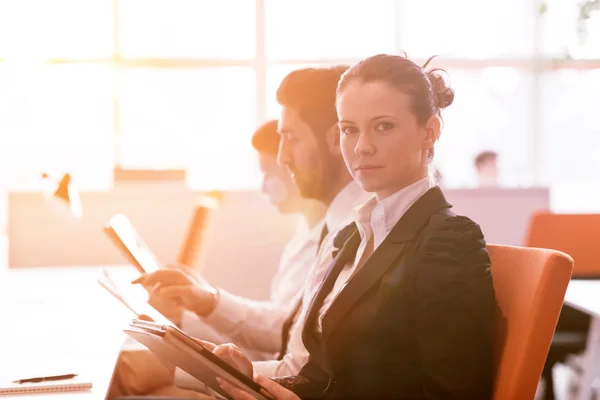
[199,289,293,354]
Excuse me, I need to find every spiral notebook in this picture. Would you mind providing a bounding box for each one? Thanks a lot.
[0,377,92,396]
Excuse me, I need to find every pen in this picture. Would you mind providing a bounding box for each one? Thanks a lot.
[13,373,77,384]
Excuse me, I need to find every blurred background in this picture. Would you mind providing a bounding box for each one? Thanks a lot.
[0,0,598,280]
[0,3,599,399]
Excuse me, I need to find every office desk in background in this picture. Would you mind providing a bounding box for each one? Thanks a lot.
[564,280,600,400]
[0,265,137,399]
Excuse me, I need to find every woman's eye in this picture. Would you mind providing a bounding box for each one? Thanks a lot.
[375,122,393,131]
[341,126,358,135]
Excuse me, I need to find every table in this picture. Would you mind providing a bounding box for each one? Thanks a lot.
[0,265,139,399]
[563,280,600,400]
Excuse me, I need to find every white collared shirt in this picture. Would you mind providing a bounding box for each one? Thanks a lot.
[174,215,323,390]
[317,177,435,331]
[304,181,371,300]
[198,215,325,353]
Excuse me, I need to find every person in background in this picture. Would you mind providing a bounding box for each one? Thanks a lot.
[474,150,499,187]
[109,119,326,399]
[433,166,443,186]
[127,66,369,393]
[218,54,497,400]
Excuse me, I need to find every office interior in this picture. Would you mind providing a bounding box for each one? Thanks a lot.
[0,0,599,399]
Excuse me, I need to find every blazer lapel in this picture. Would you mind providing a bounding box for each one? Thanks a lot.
[321,237,407,346]
[321,186,452,346]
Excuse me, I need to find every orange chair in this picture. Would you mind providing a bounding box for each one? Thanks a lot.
[488,244,574,400]
[524,212,600,278]
[177,195,220,270]
[524,212,600,399]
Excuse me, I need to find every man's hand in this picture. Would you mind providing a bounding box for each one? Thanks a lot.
[146,290,184,326]
[168,263,212,289]
[132,269,218,318]
[213,343,253,378]
[217,375,300,400]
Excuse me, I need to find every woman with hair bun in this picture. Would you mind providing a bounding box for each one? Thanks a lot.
[218,54,498,400]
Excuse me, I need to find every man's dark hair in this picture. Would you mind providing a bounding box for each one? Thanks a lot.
[276,66,349,136]
[474,150,498,168]
[251,119,279,156]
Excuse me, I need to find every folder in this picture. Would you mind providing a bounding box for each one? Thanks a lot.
[124,319,274,400]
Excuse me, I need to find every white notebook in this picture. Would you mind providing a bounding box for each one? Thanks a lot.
[0,377,92,396]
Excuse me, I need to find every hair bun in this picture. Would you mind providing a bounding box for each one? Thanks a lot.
[427,69,455,109]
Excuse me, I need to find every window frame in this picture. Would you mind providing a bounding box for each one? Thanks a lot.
[0,0,599,187]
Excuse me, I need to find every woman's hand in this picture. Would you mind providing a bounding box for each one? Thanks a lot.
[217,375,300,400]
[213,343,253,378]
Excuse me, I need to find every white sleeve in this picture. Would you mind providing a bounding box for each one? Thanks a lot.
[200,288,291,355]
[251,345,309,378]
[180,310,230,343]
[250,312,310,378]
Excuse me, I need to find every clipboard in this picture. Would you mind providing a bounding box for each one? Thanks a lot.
[124,319,274,400]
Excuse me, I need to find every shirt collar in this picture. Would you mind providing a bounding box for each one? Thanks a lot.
[354,177,435,233]
[306,218,326,243]
[325,181,370,232]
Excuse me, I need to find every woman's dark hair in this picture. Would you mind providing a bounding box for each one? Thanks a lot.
[337,54,455,160]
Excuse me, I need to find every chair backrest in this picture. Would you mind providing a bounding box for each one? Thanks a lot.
[177,196,220,269]
[524,212,600,277]
[488,244,573,400]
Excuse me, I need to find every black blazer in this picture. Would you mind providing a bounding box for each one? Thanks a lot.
[276,187,497,399]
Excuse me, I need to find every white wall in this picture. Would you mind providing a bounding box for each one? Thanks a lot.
[7,183,297,300]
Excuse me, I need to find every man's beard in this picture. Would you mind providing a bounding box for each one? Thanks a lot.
[292,156,341,202]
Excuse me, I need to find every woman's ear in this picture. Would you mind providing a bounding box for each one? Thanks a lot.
[422,115,441,151]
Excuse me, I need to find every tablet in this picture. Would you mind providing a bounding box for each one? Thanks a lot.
[125,319,274,400]
[104,214,163,274]
[97,267,173,325]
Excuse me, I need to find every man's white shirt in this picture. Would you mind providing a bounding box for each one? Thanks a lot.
[174,214,323,389]
[175,181,369,390]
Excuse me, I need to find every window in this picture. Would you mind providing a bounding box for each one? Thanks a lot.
[0,63,114,190]
[0,0,114,59]
[118,0,256,59]
[540,69,600,211]
[398,0,535,59]
[435,68,535,188]
[265,0,396,60]
[0,0,598,211]
[118,67,257,188]
[540,0,600,59]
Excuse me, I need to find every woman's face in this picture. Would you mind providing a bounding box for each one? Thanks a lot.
[337,80,439,199]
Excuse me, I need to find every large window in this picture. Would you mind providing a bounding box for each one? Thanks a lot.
[0,0,599,209]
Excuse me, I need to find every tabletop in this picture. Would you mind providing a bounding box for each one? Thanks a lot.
[0,265,139,399]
